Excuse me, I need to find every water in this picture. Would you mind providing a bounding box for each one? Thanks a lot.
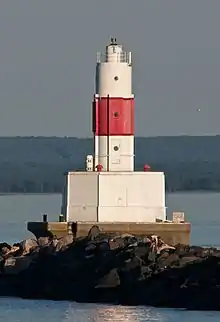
[0,192,220,321]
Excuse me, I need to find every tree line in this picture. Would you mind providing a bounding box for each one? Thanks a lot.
[0,136,219,193]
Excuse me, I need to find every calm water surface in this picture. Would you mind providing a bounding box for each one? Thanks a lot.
[0,192,219,321]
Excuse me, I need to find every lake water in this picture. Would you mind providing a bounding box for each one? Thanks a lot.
[0,192,220,321]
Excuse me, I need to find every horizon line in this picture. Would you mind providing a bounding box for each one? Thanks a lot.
[0,135,219,139]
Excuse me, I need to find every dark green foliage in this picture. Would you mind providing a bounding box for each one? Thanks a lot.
[0,136,218,193]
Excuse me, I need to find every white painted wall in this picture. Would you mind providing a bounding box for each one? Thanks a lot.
[96,135,134,171]
[63,171,166,223]
[65,172,98,222]
[98,172,166,222]
[97,62,132,98]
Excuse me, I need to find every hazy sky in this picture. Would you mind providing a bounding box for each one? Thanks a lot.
[0,1,220,137]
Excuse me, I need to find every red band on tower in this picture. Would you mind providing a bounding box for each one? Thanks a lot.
[93,97,134,136]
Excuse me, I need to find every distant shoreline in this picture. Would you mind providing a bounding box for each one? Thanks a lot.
[0,136,218,193]
[0,192,61,196]
[0,190,219,196]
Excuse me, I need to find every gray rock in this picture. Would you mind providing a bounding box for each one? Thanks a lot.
[161,253,180,267]
[110,237,125,248]
[85,243,97,253]
[95,268,120,288]
[4,256,32,275]
[37,237,51,247]
[87,225,100,241]
[179,256,202,267]
[51,238,59,248]
[4,245,21,258]
[0,243,11,255]
[120,233,135,239]
[20,239,38,255]
[1,233,220,310]
[109,239,120,250]
[55,235,74,252]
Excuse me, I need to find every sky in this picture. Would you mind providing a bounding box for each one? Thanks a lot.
[0,0,220,137]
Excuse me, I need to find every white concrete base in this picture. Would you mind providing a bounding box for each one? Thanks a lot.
[62,171,166,223]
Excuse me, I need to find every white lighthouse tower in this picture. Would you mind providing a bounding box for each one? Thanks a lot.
[93,38,134,171]
[62,38,167,224]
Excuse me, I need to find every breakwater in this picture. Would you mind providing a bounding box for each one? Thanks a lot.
[0,226,220,310]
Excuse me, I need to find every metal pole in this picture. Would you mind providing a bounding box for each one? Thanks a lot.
[107,94,110,171]
[42,214,47,222]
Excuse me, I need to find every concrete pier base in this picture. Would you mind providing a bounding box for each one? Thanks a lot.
[27,221,191,246]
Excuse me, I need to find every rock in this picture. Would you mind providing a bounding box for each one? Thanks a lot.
[122,255,142,272]
[3,256,32,275]
[95,268,120,288]
[109,234,136,249]
[0,242,11,255]
[120,233,135,239]
[121,235,138,247]
[161,253,180,267]
[55,235,74,252]
[157,244,175,254]
[20,239,38,255]
[96,241,110,253]
[4,245,22,258]
[142,237,152,244]
[0,234,220,310]
[109,237,125,249]
[87,225,100,241]
[51,238,59,248]
[85,242,97,253]
[37,237,51,247]
[134,245,150,259]
[175,244,190,256]
[148,251,156,262]
[0,255,4,273]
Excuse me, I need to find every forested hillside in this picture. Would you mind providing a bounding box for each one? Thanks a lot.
[0,136,218,193]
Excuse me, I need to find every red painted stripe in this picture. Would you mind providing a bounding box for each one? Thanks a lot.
[92,97,134,136]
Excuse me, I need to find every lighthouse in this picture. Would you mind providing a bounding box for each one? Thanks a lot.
[28,37,191,246]
[93,38,134,171]
[61,38,167,224]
